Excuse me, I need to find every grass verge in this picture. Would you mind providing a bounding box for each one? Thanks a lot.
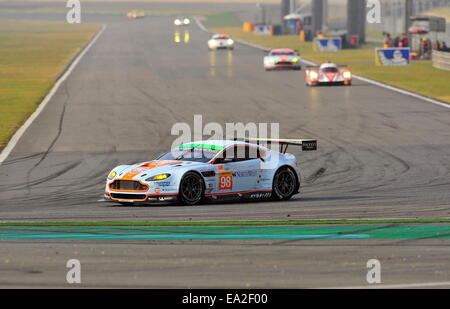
[1,218,450,227]
[212,26,450,104]
[0,21,101,152]
[204,12,242,28]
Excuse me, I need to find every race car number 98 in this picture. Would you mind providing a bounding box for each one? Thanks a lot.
[219,172,232,190]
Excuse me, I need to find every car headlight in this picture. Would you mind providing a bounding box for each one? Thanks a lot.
[174,19,181,25]
[107,171,117,180]
[145,174,171,181]
[291,58,299,63]
[343,71,352,80]
[184,18,190,24]
[309,71,319,80]
[227,39,234,45]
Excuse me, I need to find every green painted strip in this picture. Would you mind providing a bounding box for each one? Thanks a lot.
[177,143,225,150]
[1,218,450,227]
[0,225,450,240]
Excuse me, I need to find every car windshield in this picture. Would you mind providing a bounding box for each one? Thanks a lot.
[214,36,229,40]
[271,52,295,56]
[158,146,223,163]
[322,67,338,72]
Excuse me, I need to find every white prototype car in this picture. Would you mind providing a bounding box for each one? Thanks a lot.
[208,34,234,50]
[305,62,352,86]
[174,17,191,26]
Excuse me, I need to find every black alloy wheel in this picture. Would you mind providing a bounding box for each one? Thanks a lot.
[178,172,205,205]
[272,167,298,201]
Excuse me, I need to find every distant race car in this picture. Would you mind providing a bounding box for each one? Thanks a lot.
[127,11,145,19]
[305,62,352,86]
[208,34,234,50]
[174,17,191,26]
[264,49,302,71]
[104,138,317,205]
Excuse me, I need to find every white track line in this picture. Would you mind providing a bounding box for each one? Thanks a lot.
[351,74,450,109]
[323,281,450,289]
[0,24,106,166]
[194,17,450,110]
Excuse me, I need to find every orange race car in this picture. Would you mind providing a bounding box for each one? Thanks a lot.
[127,11,145,19]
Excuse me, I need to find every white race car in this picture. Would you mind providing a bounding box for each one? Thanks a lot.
[305,62,352,86]
[264,49,302,71]
[174,17,191,26]
[208,34,234,50]
[104,138,317,205]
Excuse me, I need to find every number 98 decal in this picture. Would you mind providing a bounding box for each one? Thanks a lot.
[218,171,233,190]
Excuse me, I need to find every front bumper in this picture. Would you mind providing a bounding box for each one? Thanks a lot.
[104,192,178,203]
[265,63,301,70]
[210,45,233,50]
[313,80,351,85]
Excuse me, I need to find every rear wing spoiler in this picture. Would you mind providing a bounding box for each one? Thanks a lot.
[306,64,348,68]
[243,138,317,153]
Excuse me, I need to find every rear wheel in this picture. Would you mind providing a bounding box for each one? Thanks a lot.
[272,167,298,201]
[178,172,205,205]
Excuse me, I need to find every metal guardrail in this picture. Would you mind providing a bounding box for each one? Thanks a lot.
[432,50,450,71]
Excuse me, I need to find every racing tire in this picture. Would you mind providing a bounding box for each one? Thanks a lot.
[178,172,205,205]
[272,167,298,201]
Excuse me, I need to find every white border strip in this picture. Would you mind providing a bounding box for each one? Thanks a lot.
[323,281,450,289]
[194,17,450,110]
[0,24,106,165]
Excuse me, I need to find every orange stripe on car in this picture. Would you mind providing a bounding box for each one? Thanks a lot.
[122,170,141,180]
[139,160,182,169]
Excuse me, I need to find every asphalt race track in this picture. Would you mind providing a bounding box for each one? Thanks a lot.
[0,1,450,288]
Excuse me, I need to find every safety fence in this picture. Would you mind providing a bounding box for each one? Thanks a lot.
[432,49,450,70]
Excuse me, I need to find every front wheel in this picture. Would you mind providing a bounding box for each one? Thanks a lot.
[178,172,205,205]
[272,167,298,201]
